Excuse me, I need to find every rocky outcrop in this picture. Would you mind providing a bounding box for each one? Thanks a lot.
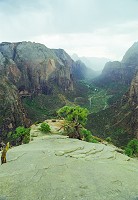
[0,50,30,141]
[122,42,138,66]
[0,76,30,141]
[0,42,74,94]
[0,134,138,200]
[129,71,138,105]
[99,61,136,86]
[0,52,21,84]
[129,71,138,138]
[101,61,123,82]
[98,42,138,87]
[53,49,95,81]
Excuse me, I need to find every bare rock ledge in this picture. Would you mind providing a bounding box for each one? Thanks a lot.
[0,135,138,200]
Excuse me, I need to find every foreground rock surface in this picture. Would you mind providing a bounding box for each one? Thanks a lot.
[0,135,138,200]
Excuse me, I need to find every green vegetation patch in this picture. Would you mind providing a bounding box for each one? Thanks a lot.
[39,122,51,133]
[125,139,138,157]
[57,105,89,140]
[22,94,66,122]
[7,126,31,145]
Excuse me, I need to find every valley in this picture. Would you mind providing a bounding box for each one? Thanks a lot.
[0,41,138,151]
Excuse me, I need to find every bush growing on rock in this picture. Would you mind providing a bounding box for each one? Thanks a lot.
[125,139,138,157]
[106,137,112,143]
[57,106,89,139]
[22,134,30,144]
[7,126,31,145]
[81,129,99,143]
[39,122,51,133]
[81,129,92,142]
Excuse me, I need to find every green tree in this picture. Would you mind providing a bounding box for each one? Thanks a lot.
[57,106,89,139]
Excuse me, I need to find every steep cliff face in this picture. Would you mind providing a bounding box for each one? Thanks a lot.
[128,71,138,138]
[0,51,21,83]
[99,61,136,87]
[0,42,73,94]
[129,71,138,104]
[0,76,30,141]
[122,42,138,66]
[98,42,138,87]
[52,49,74,91]
[101,61,124,83]
[0,50,30,139]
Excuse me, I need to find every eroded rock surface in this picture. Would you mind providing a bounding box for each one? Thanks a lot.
[0,42,74,94]
[0,135,138,200]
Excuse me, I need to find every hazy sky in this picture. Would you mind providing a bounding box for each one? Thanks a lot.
[0,0,138,60]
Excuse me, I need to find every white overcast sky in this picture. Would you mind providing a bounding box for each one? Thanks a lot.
[0,0,138,60]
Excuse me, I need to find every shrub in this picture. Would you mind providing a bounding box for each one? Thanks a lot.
[125,139,138,157]
[81,129,92,142]
[7,126,31,145]
[106,137,112,143]
[22,134,30,144]
[39,122,51,133]
[125,147,133,157]
[81,129,99,143]
[91,138,99,143]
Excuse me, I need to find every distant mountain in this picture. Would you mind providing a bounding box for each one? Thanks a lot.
[72,60,97,80]
[71,53,110,72]
[122,42,138,65]
[96,42,138,87]
[52,49,95,80]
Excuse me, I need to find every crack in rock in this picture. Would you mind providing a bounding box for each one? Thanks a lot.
[8,152,26,162]
[55,146,84,156]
